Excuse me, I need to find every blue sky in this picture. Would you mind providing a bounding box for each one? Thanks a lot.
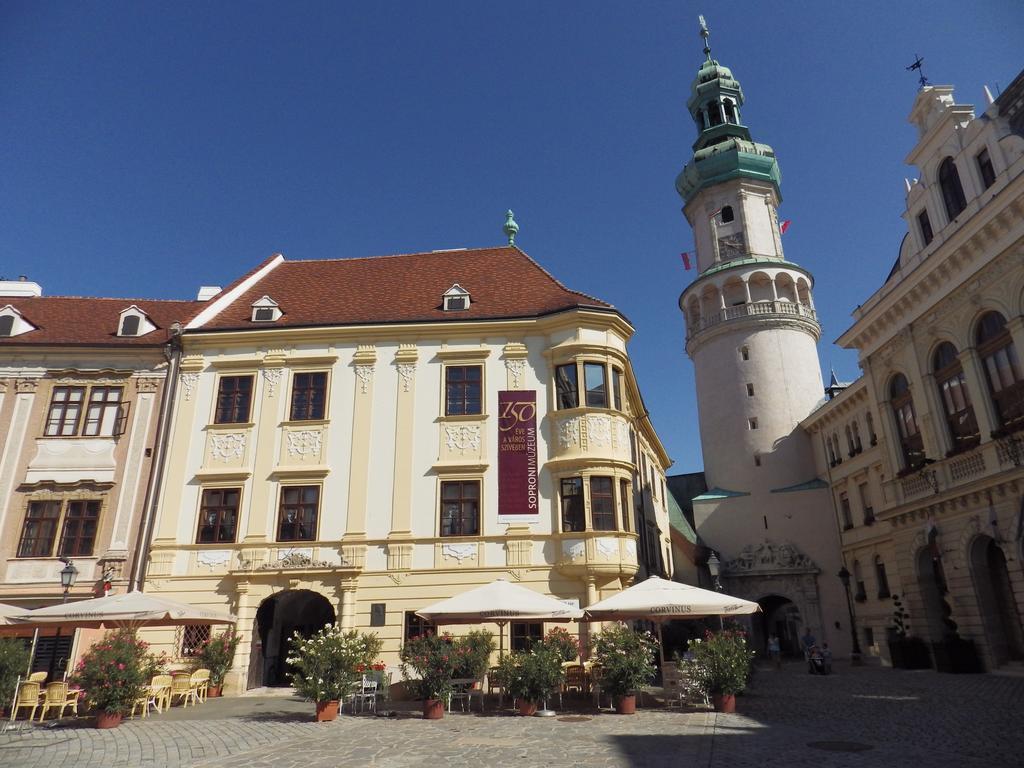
[2,2,1020,472]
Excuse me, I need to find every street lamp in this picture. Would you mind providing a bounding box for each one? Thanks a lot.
[59,558,78,603]
[707,552,724,630]
[837,565,863,664]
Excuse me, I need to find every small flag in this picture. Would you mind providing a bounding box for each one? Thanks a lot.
[779,219,792,235]
[681,252,692,270]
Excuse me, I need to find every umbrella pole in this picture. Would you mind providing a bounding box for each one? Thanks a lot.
[657,621,666,667]
[499,621,506,659]
[27,629,39,676]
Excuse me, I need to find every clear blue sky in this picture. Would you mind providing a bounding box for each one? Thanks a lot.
[2,2,1020,472]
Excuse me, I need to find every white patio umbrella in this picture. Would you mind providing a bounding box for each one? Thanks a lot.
[416,578,583,656]
[0,601,24,626]
[8,590,236,629]
[584,576,760,663]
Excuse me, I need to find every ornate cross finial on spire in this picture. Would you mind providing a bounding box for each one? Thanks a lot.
[698,15,712,61]
[503,209,519,245]
[906,54,929,90]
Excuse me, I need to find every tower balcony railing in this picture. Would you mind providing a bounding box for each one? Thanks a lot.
[687,300,818,339]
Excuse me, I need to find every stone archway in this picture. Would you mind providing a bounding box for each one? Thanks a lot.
[969,535,1024,666]
[250,589,335,688]
[757,595,803,657]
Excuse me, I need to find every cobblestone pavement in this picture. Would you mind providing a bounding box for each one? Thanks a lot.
[2,663,1020,767]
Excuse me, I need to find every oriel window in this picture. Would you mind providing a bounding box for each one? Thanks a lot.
[445,366,482,416]
[560,477,585,532]
[214,376,254,424]
[612,367,624,411]
[584,363,607,408]
[590,476,616,531]
[555,364,578,409]
[290,372,328,421]
[619,479,631,533]
[277,485,320,542]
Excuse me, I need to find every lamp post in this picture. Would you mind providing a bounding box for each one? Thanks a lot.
[59,558,78,603]
[707,552,725,630]
[837,565,863,665]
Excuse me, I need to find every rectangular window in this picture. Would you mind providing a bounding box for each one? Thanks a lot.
[45,387,86,436]
[590,476,616,531]
[215,376,254,424]
[746,383,754,397]
[560,477,585,532]
[277,485,320,542]
[976,148,996,190]
[440,480,480,536]
[405,610,436,641]
[180,625,211,658]
[17,501,62,557]
[839,492,853,530]
[612,368,623,411]
[918,210,933,246]
[875,560,891,599]
[510,622,543,652]
[196,488,241,544]
[289,372,328,421]
[445,366,482,416]
[859,483,874,524]
[747,418,758,430]
[555,364,579,409]
[863,626,875,648]
[584,363,607,408]
[82,387,124,436]
[58,500,100,557]
[619,479,631,532]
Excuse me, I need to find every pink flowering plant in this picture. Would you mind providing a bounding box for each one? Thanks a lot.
[71,629,153,715]
[287,625,382,703]
[685,629,755,696]
[192,630,241,686]
[543,626,580,663]
[590,622,659,698]
[400,632,457,700]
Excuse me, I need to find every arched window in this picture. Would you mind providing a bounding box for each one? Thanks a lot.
[933,341,979,452]
[720,205,734,223]
[845,426,855,456]
[976,311,1024,431]
[825,436,835,466]
[866,411,877,446]
[832,432,841,464]
[119,314,140,337]
[874,556,891,598]
[890,374,924,470]
[852,421,863,453]
[852,560,866,600]
[707,100,722,127]
[723,99,737,124]
[938,157,967,221]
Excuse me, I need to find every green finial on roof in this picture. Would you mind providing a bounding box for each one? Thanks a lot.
[698,14,712,61]
[503,209,519,245]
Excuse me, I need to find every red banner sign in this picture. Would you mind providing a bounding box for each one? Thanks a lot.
[498,390,539,516]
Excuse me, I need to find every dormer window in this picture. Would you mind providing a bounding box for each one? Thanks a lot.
[251,295,282,322]
[442,284,471,312]
[0,306,36,338]
[116,305,155,337]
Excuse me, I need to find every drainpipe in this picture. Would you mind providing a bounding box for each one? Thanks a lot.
[128,326,183,591]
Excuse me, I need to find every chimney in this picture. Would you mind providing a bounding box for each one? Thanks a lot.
[0,278,42,297]
[196,286,222,301]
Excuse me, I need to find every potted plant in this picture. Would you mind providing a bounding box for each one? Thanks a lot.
[71,629,153,728]
[493,641,564,715]
[451,630,495,682]
[591,623,658,714]
[193,630,241,697]
[400,632,456,719]
[287,625,382,722]
[543,626,580,663]
[0,638,30,717]
[686,629,754,713]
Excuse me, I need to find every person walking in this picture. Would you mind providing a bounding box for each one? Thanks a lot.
[767,634,782,670]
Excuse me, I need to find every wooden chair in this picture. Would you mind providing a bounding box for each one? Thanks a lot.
[190,669,211,703]
[37,682,79,721]
[169,673,196,707]
[27,671,47,685]
[150,674,173,713]
[563,664,589,695]
[486,666,505,709]
[9,681,41,722]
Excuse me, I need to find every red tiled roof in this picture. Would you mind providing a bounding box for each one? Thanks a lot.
[0,297,202,347]
[199,246,616,331]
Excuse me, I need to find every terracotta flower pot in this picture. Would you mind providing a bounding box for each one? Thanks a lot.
[423,698,444,720]
[207,685,223,698]
[712,694,736,713]
[518,700,538,716]
[95,711,123,729]
[614,695,636,714]
[315,700,340,722]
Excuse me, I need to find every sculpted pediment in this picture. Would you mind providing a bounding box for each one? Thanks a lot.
[722,540,819,575]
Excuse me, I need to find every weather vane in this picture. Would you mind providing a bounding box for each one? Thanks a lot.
[906,54,929,90]
[698,15,712,61]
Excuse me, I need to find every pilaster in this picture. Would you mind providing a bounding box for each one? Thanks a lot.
[389,345,418,538]
[154,356,204,545]
[344,346,376,540]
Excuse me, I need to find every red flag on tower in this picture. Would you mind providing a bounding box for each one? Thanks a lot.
[779,219,792,235]
[681,252,692,270]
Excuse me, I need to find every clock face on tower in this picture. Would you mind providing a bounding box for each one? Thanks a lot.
[717,231,746,261]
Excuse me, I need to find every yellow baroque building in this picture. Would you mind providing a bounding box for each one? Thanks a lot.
[142,245,673,692]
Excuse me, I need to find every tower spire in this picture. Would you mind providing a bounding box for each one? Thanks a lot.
[698,15,712,62]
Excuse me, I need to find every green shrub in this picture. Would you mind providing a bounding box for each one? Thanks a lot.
[492,640,564,705]
[192,630,241,686]
[452,630,495,679]
[685,629,755,696]
[287,625,382,703]
[401,631,457,700]
[0,638,31,707]
[543,626,580,663]
[590,623,658,697]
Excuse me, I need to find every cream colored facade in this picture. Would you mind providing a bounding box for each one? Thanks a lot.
[805,76,1024,670]
[142,253,673,692]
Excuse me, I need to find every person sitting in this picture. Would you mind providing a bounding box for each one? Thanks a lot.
[807,645,825,675]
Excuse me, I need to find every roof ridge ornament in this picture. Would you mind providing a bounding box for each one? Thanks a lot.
[698,14,712,62]
[503,209,519,245]
[906,54,929,90]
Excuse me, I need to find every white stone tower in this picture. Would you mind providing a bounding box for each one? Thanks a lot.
[676,18,848,658]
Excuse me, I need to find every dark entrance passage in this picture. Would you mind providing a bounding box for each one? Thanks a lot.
[252,590,335,688]
[970,535,1024,666]
[756,595,802,657]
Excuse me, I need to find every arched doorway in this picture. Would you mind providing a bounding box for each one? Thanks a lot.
[970,535,1024,666]
[251,590,335,688]
[916,545,952,642]
[756,595,802,657]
